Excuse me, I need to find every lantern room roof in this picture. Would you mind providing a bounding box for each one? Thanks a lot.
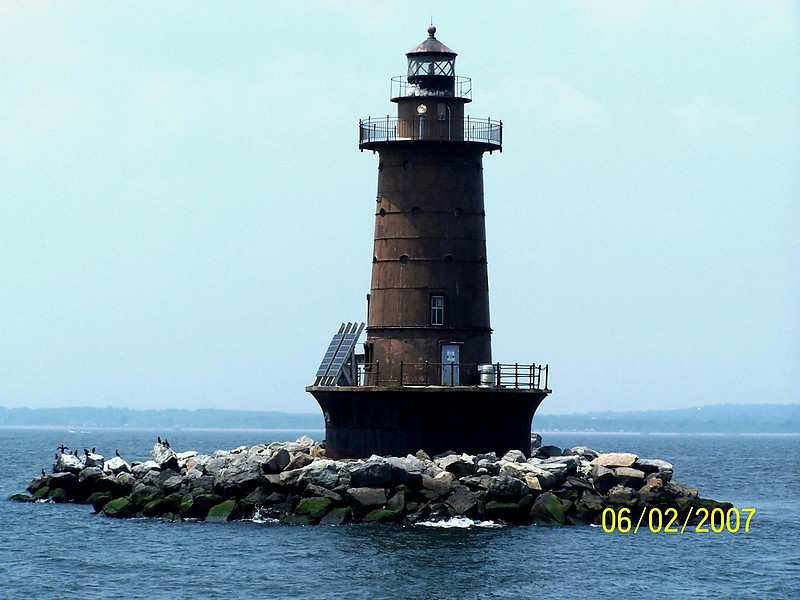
[406,26,456,56]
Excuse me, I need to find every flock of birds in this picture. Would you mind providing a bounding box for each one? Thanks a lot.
[48,437,172,477]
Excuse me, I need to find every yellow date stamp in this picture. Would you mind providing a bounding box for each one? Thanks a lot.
[601,506,756,534]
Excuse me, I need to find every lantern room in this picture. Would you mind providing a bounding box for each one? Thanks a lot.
[406,26,457,93]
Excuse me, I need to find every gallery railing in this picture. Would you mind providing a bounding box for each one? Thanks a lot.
[359,116,502,149]
[356,361,549,391]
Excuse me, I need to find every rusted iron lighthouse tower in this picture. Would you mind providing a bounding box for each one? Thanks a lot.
[308,27,550,459]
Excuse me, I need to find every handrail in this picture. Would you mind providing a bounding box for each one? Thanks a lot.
[355,360,549,391]
[359,116,502,149]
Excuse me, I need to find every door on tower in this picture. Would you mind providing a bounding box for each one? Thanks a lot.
[441,344,460,385]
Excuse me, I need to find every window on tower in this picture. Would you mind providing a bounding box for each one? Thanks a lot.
[431,295,444,326]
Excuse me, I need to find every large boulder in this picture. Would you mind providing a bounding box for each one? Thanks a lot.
[591,464,619,494]
[485,476,529,503]
[421,473,453,499]
[591,452,638,468]
[103,456,131,475]
[264,448,291,474]
[385,456,424,487]
[530,491,567,524]
[131,461,161,478]
[347,487,387,507]
[635,458,673,483]
[299,460,341,489]
[102,497,134,518]
[48,472,79,500]
[206,499,241,523]
[445,485,480,515]
[53,453,83,475]
[348,459,393,488]
[151,444,178,469]
[294,497,333,519]
[84,452,105,469]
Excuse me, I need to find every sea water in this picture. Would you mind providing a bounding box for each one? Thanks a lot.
[1,428,797,599]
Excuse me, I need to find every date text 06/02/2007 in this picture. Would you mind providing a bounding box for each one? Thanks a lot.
[601,507,756,534]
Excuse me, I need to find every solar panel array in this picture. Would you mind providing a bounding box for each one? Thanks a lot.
[314,322,365,386]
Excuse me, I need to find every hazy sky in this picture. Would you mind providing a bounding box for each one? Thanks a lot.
[1,1,798,415]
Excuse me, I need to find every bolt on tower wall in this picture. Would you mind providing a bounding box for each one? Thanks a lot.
[360,26,502,387]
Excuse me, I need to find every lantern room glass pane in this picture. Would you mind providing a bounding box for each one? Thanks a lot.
[408,57,455,77]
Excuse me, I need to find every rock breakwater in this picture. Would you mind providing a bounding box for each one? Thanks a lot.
[14,437,732,526]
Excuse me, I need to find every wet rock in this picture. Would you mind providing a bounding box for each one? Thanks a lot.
[347,487,387,507]
[486,476,529,503]
[206,499,241,523]
[320,507,352,525]
[295,497,333,519]
[10,493,36,503]
[607,485,639,508]
[445,485,480,515]
[102,497,134,518]
[531,491,567,524]
[387,489,406,513]
[421,473,453,499]
[364,508,401,523]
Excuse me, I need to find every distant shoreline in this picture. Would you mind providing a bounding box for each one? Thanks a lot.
[2,403,797,434]
[0,425,797,437]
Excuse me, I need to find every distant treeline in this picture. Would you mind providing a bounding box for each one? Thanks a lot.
[533,403,800,434]
[0,406,323,430]
[0,403,797,433]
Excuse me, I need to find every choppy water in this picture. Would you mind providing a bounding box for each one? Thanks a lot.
[1,428,798,599]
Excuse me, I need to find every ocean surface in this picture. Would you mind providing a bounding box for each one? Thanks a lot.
[1,428,797,599]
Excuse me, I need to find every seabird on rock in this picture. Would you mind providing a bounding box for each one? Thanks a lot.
[57,444,69,453]
[41,469,46,477]
[157,436,162,444]
[115,449,120,457]
[74,449,79,457]
[164,439,170,448]
[91,447,96,454]
[83,448,89,455]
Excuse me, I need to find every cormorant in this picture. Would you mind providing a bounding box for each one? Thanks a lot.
[157,436,162,444]
[164,439,170,448]
[91,447,96,454]
[74,449,79,457]
[41,469,46,477]
[57,444,69,453]
[115,449,120,457]
[83,448,89,455]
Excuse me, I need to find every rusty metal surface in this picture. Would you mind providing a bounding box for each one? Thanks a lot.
[406,26,457,56]
[365,143,493,385]
[308,386,547,459]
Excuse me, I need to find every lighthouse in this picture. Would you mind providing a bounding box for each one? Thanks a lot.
[307,27,550,459]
